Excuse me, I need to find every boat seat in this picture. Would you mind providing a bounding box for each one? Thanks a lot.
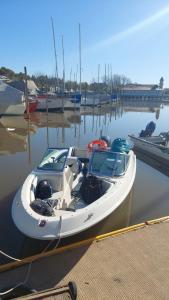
[49,191,63,210]
[66,157,80,176]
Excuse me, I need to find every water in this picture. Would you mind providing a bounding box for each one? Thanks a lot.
[0,101,169,260]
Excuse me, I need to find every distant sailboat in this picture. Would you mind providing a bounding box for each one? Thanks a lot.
[0,79,26,116]
[37,21,81,111]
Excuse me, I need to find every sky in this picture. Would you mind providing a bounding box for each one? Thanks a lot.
[1,0,169,86]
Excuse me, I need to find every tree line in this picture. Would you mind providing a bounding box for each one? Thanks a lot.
[0,66,131,92]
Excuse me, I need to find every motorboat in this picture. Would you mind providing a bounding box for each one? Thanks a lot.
[129,121,169,147]
[81,92,111,106]
[36,92,81,111]
[129,122,169,168]
[0,79,26,116]
[0,80,37,116]
[12,139,136,240]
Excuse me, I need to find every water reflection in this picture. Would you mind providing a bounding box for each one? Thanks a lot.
[0,116,36,155]
[0,101,169,259]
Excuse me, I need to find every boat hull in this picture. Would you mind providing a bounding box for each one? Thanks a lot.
[12,151,136,240]
[0,103,26,116]
[36,96,80,111]
[129,135,169,165]
[27,100,38,113]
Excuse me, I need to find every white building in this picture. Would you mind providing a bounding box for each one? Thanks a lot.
[120,84,163,100]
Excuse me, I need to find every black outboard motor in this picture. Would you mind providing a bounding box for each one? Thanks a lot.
[80,175,102,204]
[101,136,111,147]
[35,180,52,200]
[139,121,156,137]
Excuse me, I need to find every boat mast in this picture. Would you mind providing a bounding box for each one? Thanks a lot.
[98,64,100,85]
[110,64,113,94]
[79,23,82,94]
[76,64,78,91]
[107,64,110,93]
[24,66,29,114]
[98,64,100,104]
[70,67,72,91]
[62,34,65,92]
[105,64,107,95]
[51,17,59,93]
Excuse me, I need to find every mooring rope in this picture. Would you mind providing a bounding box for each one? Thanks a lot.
[0,216,62,296]
[0,250,21,262]
[0,263,32,296]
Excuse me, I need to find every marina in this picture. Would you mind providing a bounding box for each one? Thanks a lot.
[0,101,169,298]
[0,101,168,257]
[1,1,169,297]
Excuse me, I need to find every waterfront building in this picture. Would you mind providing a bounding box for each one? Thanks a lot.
[120,83,163,100]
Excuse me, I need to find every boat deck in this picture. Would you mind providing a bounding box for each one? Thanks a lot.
[0,217,169,299]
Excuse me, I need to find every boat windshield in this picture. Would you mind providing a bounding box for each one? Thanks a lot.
[37,148,68,172]
[89,150,129,178]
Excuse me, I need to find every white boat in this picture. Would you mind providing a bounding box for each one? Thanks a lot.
[129,133,169,165]
[36,93,81,111]
[12,140,136,240]
[81,92,111,106]
[0,80,26,116]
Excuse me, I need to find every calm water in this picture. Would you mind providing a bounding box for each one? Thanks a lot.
[0,100,169,259]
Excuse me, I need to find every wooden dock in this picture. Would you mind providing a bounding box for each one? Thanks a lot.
[0,217,169,299]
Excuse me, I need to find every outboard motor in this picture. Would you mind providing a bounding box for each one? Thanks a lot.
[80,175,102,204]
[35,180,52,200]
[139,121,156,137]
[100,136,111,147]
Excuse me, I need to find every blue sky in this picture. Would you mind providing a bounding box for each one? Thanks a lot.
[1,0,169,86]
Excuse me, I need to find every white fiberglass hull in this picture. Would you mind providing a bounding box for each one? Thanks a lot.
[37,97,80,111]
[0,103,26,116]
[81,94,111,106]
[129,135,169,163]
[12,150,136,240]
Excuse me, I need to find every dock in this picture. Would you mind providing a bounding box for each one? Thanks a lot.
[0,217,169,299]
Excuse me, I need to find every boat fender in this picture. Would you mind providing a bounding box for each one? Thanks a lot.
[87,139,108,152]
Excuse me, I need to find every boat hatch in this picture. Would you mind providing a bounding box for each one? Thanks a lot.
[37,148,69,172]
[89,150,129,177]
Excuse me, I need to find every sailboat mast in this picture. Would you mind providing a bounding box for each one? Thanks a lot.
[98,64,100,95]
[51,17,59,92]
[70,67,72,91]
[62,34,65,92]
[79,23,82,94]
[110,64,113,94]
[98,64,100,85]
[105,64,107,95]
